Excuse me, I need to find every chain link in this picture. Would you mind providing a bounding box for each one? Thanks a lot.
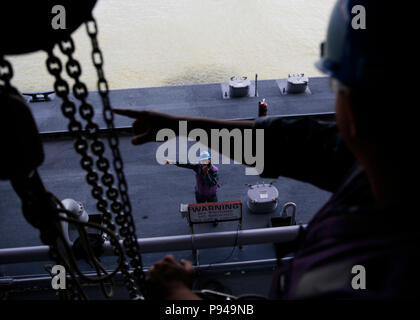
[45,48,141,299]
[0,56,15,91]
[85,18,147,296]
[45,36,145,298]
[1,55,83,300]
[3,19,146,300]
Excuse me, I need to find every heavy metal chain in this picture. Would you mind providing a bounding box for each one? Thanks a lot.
[4,19,147,298]
[1,55,83,300]
[0,55,15,91]
[45,46,143,299]
[85,17,147,294]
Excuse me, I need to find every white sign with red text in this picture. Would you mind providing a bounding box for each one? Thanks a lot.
[188,200,242,223]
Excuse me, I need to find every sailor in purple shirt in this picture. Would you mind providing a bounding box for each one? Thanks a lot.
[166,151,219,203]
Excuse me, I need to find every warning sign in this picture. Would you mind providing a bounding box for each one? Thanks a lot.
[188,200,242,224]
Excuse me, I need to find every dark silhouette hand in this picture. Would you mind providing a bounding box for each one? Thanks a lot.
[146,254,197,299]
[112,109,177,145]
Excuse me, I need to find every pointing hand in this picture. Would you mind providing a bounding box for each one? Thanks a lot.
[112,109,178,146]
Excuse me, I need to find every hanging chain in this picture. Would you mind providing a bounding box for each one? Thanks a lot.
[1,55,83,300]
[4,19,147,299]
[45,47,142,299]
[0,55,15,92]
[85,17,147,294]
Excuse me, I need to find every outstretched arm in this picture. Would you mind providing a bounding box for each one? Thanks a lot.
[166,159,198,171]
[113,109,253,144]
[175,162,198,171]
[113,109,353,191]
[112,109,253,166]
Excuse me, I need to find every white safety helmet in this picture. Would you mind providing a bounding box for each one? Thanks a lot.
[199,151,211,163]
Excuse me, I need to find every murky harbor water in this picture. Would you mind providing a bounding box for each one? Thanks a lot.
[8,0,335,92]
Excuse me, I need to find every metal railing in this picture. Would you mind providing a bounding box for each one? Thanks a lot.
[0,225,305,264]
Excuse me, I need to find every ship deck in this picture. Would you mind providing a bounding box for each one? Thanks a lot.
[0,77,335,299]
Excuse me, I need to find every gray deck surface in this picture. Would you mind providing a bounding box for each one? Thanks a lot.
[0,77,335,299]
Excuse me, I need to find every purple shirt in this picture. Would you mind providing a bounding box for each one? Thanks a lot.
[175,162,219,196]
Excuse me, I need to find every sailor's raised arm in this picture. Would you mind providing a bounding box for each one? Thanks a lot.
[166,159,197,171]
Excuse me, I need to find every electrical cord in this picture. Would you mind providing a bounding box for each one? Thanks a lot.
[194,224,269,300]
[74,220,114,298]
[56,214,123,281]
[55,215,118,298]
[46,192,126,298]
[197,222,241,272]
[53,238,88,300]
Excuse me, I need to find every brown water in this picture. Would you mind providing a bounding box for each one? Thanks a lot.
[7,0,336,92]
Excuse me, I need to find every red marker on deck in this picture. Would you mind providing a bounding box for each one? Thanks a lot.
[258,98,267,117]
